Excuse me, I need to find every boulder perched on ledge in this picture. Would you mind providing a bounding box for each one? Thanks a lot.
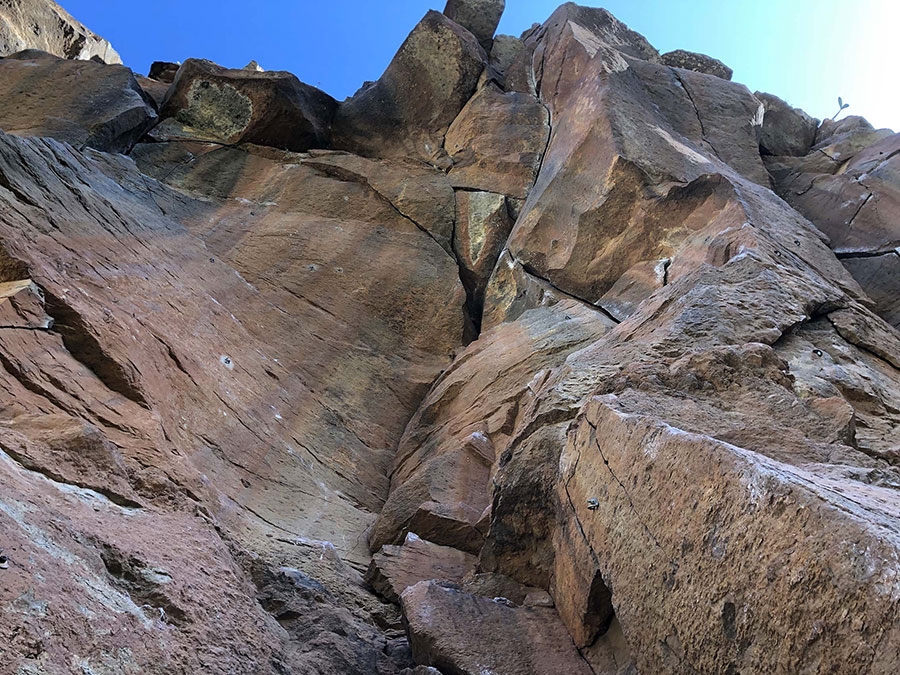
[662,48,733,79]
[157,58,337,151]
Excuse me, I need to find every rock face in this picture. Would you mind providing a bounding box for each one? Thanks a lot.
[0,0,120,62]
[0,50,156,152]
[765,117,900,329]
[0,1,899,674]
[401,581,597,675]
[756,91,819,156]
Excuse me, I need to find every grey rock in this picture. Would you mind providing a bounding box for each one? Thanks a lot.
[756,91,819,156]
[662,48,733,80]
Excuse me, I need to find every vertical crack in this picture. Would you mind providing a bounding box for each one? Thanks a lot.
[670,68,722,161]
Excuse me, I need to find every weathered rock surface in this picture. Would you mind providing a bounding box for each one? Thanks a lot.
[756,91,818,156]
[443,0,505,51]
[157,58,336,151]
[766,115,900,328]
[332,11,485,167]
[662,48,733,80]
[371,300,615,554]
[1,2,899,674]
[445,82,550,199]
[401,581,596,675]
[367,533,476,604]
[0,50,156,152]
[0,0,120,62]
[452,190,514,321]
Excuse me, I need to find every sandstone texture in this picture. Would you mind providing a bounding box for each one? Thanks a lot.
[0,2,898,675]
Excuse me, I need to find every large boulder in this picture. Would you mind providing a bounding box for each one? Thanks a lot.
[367,533,476,604]
[0,0,120,62]
[442,0,505,51]
[156,58,336,151]
[331,11,485,167]
[0,50,156,152]
[401,581,599,675]
[662,48,733,80]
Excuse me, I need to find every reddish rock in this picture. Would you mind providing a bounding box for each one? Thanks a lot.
[596,258,669,321]
[303,150,457,254]
[0,0,120,62]
[445,82,550,199]
[367,533,477,604]
[0,3,898,674]
[401,581,594,675]
[371,300,615,553]
[157,58,336,151]
[557,397,900,673]
[525,3,661,114]
[331,11,485,167]
[0,279,52,329]
[480,250,581,330]
[0,50,156,152]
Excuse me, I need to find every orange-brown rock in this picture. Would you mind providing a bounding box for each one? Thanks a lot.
[371,300,615,554]
[0,50,156,152]
[2,2,899,673]
[445,83,550,199]
[367,533,476,604]
[157,58,336,151]
[0,128,466,670]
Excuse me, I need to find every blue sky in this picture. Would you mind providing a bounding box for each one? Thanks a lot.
[64,0,898,131]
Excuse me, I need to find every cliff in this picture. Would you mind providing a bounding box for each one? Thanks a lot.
[0,1,898,673]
